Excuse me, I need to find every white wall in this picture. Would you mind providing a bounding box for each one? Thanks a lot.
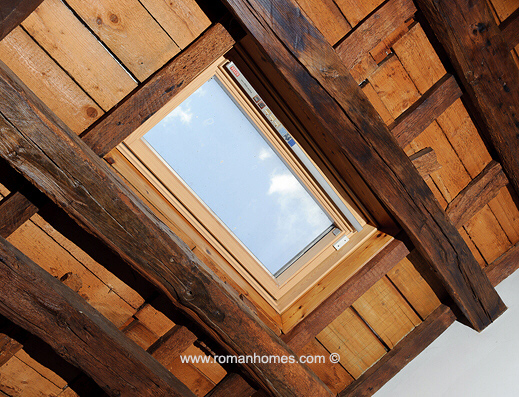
[374,269,519,397]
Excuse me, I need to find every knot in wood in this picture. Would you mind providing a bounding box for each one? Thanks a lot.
[109,13,119,24]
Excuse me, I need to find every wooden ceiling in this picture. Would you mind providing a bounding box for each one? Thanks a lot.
[0,0,518,396]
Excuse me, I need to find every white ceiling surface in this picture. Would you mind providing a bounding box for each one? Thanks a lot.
[374,268,519,397]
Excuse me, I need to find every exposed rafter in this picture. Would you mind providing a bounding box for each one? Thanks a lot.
[0,235,195,397]
[415,0,519,199]
[220,0,505,331]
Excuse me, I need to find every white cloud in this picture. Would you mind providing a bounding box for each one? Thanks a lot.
[163,104,193,125]
[258,147,273,161]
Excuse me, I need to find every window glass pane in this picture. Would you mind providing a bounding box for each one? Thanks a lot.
[143,76,333,275]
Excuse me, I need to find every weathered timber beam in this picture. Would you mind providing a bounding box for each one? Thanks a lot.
[334,0,416,69]
[0,63,331,397]
[390,74,462,147]
[0,317,28,367]
[0,191,37,238]
[81,23,235,157]
[339,304,455,397]
[415,0,519,200]
[148,324,198,366]
[0,235,195,397]
[206,373,255,397]
[283,238,410,352]
[485,242,519,287]
[221,0,505,331]
[0,0,43,41]
[446,161,508,228]
[409,147,442,178]
[501,8,519,51]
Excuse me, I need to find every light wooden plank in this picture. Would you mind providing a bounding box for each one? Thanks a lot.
[352,277,421,349]
[387,257,441,319]
[22,0,137,111]
[66,0,180,81]
[489,0,519,21]
[294,0,351,45]
[299,339,354,394]
[0,27,102,134]
[0,356,62,397]
[392,23,446,94]
[465,206,512,264]
[361,81,394,125]
[138,0,210,49]
[369,55,421,118]
[317,308,387,379]
[334,0,384,27]
[339,305,455,397]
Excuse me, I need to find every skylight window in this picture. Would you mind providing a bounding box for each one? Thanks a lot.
[143,76,334,275]
[120,57,370,302]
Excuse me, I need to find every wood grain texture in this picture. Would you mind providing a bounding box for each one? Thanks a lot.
[148,325,198,366]
[0,0,43,40]
[390,74,462,147]
[446,161,509,228]
[335,0,416,69]
[82,23,235,157]
[501,8,519,50]
[22,0,137,111]
[294,0,351,45]
[282,238,409,352]
[0,61,331,397]
[221,0,505,331]
[0,191,37,238]
[334,0,384,27]
[66,0,179,81]
[338,304,455,397]
[0,235,194,397]
[392,23,446,94]
[317,308,387,379]
[0,27,103,134]
[206,373,255,397]
[415,0,519,204]
[409,147,442,178]
[485,242,519,286]
[138,0,210,49]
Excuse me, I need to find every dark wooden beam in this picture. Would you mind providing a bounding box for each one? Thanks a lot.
[334,0,416,70]
[81,23,235,157]
[339,304,456,397]
[415,0,519,201]
[0,0,43,41]
[409,147,442,178]
[221,0,505,331]
[485,242,519,287]
[206,373,255,397]
[501,8,519,51]
[0,191,38,238]
[0,235,195,397]
[283,237,410,352]
[0,62,331,397]
[446,161,508,228]
[390,74,462,148]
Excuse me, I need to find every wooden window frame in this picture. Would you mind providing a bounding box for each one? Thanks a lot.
[111,54,391,329]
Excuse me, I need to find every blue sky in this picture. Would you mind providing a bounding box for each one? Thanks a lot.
[144,77,332,275]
